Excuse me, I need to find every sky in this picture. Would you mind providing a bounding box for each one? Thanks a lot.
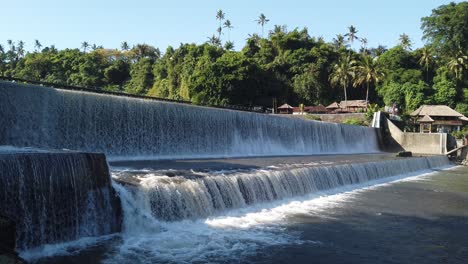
[0,0,461,52]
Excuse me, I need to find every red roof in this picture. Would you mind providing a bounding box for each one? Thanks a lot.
[293,105,329,113]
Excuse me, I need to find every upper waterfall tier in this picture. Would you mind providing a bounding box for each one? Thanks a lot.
[0,82,380,160]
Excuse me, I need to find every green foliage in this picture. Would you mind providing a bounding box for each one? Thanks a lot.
[456,103,468,116]
[343,118,366,126]
[421,2,468,57]
[451,127,468,139]
[432,76,457,107]
[303,114,322,121]
[0,2,466,112]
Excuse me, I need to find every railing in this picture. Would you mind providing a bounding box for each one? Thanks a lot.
[0,76,266,113]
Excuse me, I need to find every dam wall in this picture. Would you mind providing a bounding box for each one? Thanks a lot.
[0,150,121,250]
[384,117,447,154]
[114,155,451,222]
[0,81,380,160]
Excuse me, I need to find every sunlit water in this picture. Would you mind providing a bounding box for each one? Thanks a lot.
[22,156,463,264]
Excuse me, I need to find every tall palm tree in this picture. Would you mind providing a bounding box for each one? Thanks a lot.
[344,25,359,55]
[332,34,346,50]
[398,33,412,50]
[17,41,25,59]
[216,10,225,39]
[34,40,42,52]
[121,41,130,51]
[447,52,468,80]
[354,56,385,105]
[223,20,233,41]
[360,37,368,55]
[329,56,356,110]
[81,41,89,53]
[418,46,433,81]
[256,13,269,37]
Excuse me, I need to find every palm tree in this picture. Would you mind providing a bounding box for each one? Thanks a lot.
[360,37,368,55]
[329,56,357,110]
[34,40,42,52]
[81,41,89,53]
[256,13,269,37]
[332,34,347,50]
[399,33,412,50]
[207,35,221,46]
[224,41,234,51]
[216,10,225,39]
[223,20,233,41]
[447,52,468,80]
[344,25,359,55]
[121,41,130,51]
[17,41,25,59]
[418,46,433,81]
[50,45,58,53]
[354,56,385,105]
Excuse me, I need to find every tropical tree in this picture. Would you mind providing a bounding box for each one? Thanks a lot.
[332,34,346,50]
[207,35,221,46]
[398,33,412,50]
[34,40,42,52]
[121,41,130,51]
[354,55,385,104]
[16,41,25,60]
[418,46,433,81]
[447,52,468,80]
[421,2,468,58]
[81,41,89,53]
[329,55,356,109]
[360,37,368,55]
[256,13,270,37]
[223,19,233,41]
[344,25,359,54]
[216,10,225,39]
[224,41,234,51]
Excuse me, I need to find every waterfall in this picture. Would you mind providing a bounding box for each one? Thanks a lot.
[0,82,380,160]
[0,151,121,250]
[114,156,450,221]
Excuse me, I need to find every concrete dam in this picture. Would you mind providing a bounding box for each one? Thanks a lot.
[0,81,456,263]
[0,81,380,160]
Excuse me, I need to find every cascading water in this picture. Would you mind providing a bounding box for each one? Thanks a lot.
[0,151,121,251]
[0,82,380,160]
[113,156,450,222]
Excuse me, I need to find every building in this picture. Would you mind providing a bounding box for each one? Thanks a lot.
[292,104,329,115]
[410,105,468,133]
[277,103,294,114]
[326,100,368,113]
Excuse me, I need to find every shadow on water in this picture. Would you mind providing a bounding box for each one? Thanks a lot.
[248,167,468,264]
[249,212,468,264]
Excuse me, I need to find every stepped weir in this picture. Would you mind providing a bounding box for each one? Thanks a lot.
[0,81,455,262]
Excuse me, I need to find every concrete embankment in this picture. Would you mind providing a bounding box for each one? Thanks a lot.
[0,148,121,252]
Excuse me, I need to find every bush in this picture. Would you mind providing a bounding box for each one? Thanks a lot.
[303,114,322,121]
[343,118,366,126]
[451,127,468,139]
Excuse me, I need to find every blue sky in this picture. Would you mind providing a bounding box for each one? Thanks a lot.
[1,0,460,52]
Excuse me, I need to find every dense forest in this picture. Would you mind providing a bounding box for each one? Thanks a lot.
[0,2,467,116]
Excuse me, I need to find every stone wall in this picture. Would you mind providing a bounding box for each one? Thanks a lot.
[293,113,367,124]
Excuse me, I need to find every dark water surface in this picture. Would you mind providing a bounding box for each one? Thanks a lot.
[248,166,468,264]
[31,165,468,264]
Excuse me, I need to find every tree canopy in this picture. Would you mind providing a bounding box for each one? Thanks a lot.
[1,2,467,114]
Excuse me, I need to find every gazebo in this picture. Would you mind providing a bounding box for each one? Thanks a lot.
[277,103,294,114]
